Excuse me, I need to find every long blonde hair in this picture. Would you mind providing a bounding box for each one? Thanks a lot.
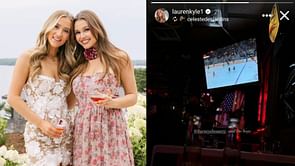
[30,10,76,88]
[70,10,130,86]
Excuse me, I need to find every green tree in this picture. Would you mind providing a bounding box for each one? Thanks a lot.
[134,68,146,93]
[0,118,7,145]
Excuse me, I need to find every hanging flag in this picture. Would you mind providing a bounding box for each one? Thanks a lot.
[216,90,245,127]
[269,3,280,43]
[232,90,245,112]
[215,111,229,127]
[220,90,245,112]
[221,91,235,112]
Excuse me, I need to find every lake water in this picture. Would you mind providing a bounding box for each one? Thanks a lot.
[0,65,145,97]
[0,65,14,97]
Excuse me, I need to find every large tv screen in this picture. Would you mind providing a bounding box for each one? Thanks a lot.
[203,38,259,89]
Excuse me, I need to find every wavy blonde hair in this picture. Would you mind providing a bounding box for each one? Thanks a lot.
[29,10,76,90]
[70,10,130,86]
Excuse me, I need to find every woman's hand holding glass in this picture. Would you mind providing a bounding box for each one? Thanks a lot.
[38,119,64,138]
[90,91,113,107]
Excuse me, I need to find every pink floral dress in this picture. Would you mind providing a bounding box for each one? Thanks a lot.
[72,72,134,166]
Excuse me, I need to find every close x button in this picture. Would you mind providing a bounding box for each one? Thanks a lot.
[280,10,290,20]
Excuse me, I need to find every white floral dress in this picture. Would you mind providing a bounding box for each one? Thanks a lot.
[22,75,74,166]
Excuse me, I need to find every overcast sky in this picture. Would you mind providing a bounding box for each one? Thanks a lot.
[0,0,146,60]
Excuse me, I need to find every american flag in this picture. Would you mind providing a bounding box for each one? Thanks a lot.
[232,90,245,112]
[221,91,235,112]
[216,90,245,127]
[221,90,245,112]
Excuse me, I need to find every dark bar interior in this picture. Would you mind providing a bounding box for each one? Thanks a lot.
[147,1,295,165]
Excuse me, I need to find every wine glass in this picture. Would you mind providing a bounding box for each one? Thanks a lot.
[89,91,112,103]
[56,119,68,133]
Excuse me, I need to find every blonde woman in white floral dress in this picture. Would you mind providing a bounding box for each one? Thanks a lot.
[7,10,76,166]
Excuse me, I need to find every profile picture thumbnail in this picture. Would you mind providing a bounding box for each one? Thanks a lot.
[154,8,169,23]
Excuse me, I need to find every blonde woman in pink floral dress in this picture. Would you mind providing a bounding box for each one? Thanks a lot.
[68,10,137,166]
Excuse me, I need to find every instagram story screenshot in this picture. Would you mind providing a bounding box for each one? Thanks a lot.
[147,0,295,166]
